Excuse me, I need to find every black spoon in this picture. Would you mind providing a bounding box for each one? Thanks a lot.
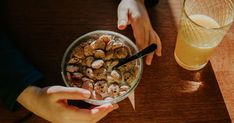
[114,43,157,68]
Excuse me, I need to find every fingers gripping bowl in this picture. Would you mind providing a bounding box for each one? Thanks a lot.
[61,30,143,105]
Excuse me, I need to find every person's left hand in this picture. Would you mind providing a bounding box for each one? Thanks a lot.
[117,0,162,65]
[17,86,118,123]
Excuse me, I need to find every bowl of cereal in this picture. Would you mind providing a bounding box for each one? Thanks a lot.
[61,30,143,105]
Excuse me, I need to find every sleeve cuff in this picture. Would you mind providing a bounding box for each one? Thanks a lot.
[5,70,44,111]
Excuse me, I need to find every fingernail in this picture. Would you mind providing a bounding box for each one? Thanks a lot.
[118,20,126,29]
[157,52,162,56]
[113,104,119,110]
[146,58,152,65]
[146,61,151,66]
[118,25,125,30]
[82,90,91,98]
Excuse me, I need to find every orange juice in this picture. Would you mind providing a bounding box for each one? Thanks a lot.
[174,14,220,70]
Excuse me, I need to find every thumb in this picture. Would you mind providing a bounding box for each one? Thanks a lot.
[117,4,129,30]
[46,86,91,101]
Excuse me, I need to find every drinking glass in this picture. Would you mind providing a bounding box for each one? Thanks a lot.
[174,0,234,71]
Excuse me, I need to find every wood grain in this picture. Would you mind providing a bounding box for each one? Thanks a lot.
[210,29,234,122]
[168,0,234,121]
[0,0,232,122]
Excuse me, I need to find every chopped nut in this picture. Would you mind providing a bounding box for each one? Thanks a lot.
[94,50,105,59]
[82,81,93,92]
[68,57,81,64]
[123,72,133,84]
[84,45,94,56]
[66,72,72,81]
[85,56,95,67]
[73,72,83,79]
[69,80,83,88]
[99,35,112,44]
[93,67,107,80]
[80,66,87,73]
[117,66,126,74]
[66,65,79,72]
[90,39,106,50]
[108,83,120,97]
[133,65,140,77]
[91,59,104,69]
[111,70,122,82]
[82,77,94,83]
[105,51,114,60]
[94,80,108,94]
[114,47,129,59]
[106,74,114,83]
[73,47,85,58]
[110,60,119,68]
[106,40,114,51]
[85,68,94,78]
[112,42,123,50]
[124,60,136,71]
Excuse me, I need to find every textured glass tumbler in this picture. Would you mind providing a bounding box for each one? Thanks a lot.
[174,0,234,71]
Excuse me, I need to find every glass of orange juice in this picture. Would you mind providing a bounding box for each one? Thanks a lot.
[174,0,234,71]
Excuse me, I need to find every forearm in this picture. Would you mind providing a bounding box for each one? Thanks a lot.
[16,86,54,123]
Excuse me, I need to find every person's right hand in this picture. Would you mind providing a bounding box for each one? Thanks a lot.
[117,0,162,65]
[17,86,118,123]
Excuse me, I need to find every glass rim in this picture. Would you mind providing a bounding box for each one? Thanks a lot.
[183,0,234,30]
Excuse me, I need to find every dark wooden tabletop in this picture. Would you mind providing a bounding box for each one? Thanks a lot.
[0,0,232,123]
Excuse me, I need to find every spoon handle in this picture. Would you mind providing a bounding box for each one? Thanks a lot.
[115,43,157,68]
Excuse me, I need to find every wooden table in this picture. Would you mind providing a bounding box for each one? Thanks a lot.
[0,0,233,122]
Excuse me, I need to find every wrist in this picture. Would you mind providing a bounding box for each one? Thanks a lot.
[17,86,42,112]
